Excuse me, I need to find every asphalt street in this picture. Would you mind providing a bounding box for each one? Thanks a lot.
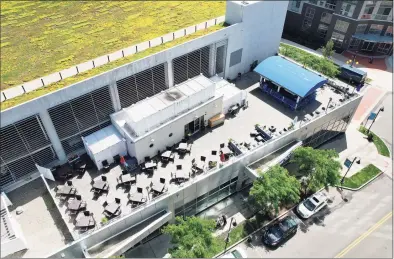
[367,92,393,151]
[232,175,393,258]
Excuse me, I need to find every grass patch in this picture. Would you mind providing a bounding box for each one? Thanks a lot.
[1,24,224,110]
[359,126,390,157]
[1,1,225,90]
[342,164,381,189]
[279,43,339,78]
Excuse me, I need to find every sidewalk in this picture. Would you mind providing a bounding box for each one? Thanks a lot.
[320,123,391,179]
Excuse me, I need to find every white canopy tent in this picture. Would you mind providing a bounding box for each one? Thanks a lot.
[82,125,127,170]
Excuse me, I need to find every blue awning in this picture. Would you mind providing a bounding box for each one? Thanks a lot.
[340,64,367,77]
[253,56,327,98]
[352,33,393,43]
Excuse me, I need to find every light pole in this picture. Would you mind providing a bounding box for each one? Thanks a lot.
[325,97,333,113]
[367,107,384,133]
[341,157,361,189]
[224,217,234,251]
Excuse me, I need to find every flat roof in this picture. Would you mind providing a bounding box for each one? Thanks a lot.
[254,56,328,98]
[83,125,124,155]
[340,64,367,76]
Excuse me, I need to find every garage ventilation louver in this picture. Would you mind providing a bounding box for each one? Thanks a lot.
[48,85,114,155]
[116,63,167,109]
[0,115,57,188]
[173,46,210,85]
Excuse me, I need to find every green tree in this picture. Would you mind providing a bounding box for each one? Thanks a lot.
[291,147,342,194]
[249,165,301,216]
[162,216,220,258]
[322,40,335,59]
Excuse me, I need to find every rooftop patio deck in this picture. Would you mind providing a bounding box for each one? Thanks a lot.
[46,72,346,239]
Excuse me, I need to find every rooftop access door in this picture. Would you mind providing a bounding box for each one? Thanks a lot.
[214,41,227,78]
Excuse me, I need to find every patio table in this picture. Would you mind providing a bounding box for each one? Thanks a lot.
[57,186,76,196]
[194,161,205,171]
[178,143,188,150]
[129,192,145,203]
[67,199,82,211]
[120,174,136,184]
[105,202,120,215]
[93,180,107,190]
[161,151,172,159]
[256,135,264,142]
[76,216,94,228]
[145,162,157,170]
[151,180,165,193]
[174,171,189,181]
[221,147,232,155]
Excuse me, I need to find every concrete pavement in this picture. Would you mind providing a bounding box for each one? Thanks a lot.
[232,175,392,258]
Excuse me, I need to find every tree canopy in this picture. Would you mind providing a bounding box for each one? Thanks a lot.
[162,216,220,258]
[322,40,335,59]
[249,165,301,215]
[291,146,342,193]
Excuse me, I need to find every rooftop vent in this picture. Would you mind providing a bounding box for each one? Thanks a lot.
[165,90,183,101]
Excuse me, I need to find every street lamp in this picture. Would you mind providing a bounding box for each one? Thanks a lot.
[325,97,333,113]
[367,107,384,133]
[224,217,235,251]
[340,157,361,188]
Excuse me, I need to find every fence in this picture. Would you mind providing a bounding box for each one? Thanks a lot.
[1,16,225,103]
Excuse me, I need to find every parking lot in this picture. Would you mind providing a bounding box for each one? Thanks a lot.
[230,174,392,258]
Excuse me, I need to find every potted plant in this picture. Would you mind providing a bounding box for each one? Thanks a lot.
[228,138,233,143]
[101,217,108,225]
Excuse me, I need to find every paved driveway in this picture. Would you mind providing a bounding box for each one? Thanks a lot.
[231,175,392,258]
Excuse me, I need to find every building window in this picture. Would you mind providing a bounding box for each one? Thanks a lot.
[334,20,349,33]
[375,7,392,20]
[331,32,345,48]
[305,6,315,19]
[356,24,367,34]
[317,24,329,38]
[324,0,336,10]
[320,12,332,24]
[348,38,361,50]
[386,26,393,37]
[340,2,356,17]
[302,18,312,31]
[361,41,376,51]
[361,6,374,19]
[377,43,392,54]
[368,24,384,35]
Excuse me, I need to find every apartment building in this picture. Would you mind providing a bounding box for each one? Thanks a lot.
[285,0,393,55]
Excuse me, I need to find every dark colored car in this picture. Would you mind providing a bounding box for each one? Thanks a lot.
[262,216,298,247]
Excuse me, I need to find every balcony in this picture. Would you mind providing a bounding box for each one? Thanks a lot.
[360,13,393,21]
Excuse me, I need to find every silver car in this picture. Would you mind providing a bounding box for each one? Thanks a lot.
[296,192,328,219]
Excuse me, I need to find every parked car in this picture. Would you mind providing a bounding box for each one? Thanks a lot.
[262,216,298,247]
[220,248,248,258]
[296,191,328,219]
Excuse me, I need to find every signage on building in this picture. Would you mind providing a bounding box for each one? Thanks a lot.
[344,158,352,168]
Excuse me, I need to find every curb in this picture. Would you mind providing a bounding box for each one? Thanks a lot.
[213,203,298,258]
[337,171,384,191]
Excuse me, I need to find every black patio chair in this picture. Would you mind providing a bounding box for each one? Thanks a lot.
[220,143,225,148]
[76,195,82,201]
[160,178,166,184]
[201,156,206,162]
[144,156,151,162]
[115,198,121,204]
[101,175,107,182]
[211,150,217,155]
[83,211,90,217]
[103,201,108,207]
[113,154,121,164]
[191,158,196,164]
[102,160,110,171]
[137,187,143,193]
[176,165,182,170]
[67,180,73,186]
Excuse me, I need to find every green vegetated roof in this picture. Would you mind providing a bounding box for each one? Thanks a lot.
[1,1,225,89]
[1,24,225,111]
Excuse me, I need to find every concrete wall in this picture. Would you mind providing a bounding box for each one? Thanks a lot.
[128,96,223,163]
